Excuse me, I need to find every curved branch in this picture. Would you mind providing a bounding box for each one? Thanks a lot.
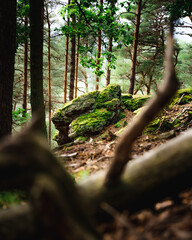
[105,25,179,186]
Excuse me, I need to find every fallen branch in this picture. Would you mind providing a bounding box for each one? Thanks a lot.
[78,129,192,222]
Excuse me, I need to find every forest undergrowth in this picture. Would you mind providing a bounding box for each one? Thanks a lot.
[57,103,192,240]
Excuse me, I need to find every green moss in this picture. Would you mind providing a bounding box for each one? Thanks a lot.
[170,88,192,106]
[114,121,121,128]
[101,98,121,110]
[117,111,126,120]
[69,108,115,139]
[52,90,99,123]
[95,84,121,107]
[124,96,150,111]
[145,117,173,134]
[121,94,132,104]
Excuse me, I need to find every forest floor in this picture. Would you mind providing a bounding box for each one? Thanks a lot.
[56,103,192,240]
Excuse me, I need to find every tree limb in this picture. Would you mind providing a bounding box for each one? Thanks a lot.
[105,25,179,185]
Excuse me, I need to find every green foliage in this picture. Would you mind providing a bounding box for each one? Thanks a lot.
[0,190,26,209]
[12,108,29,126]
[59,0,132,77]
[167,0,192,21]
[16,0,30,47]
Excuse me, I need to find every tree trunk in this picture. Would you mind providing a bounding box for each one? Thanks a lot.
[22,14,28,115]
[74,36,80,98]
[128,0,142,94]
[95,0,103,91]
[106,0,116,86]
[29,0,47,136]
[63,0,71,103]
[46,4,52,145]
[69,15,76,101]
[106,36,113,86]
[0,0,16,140]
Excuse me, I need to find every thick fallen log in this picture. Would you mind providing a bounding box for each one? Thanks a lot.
[78,129,192,221]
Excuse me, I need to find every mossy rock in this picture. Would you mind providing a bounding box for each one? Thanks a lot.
[123,96,150,111]
[69,108,116,139]
[52,90,99,123]
[170,88,192,106]
[94,84,121,108]
[101,98,121,111]
[145,117,173,134]
[121,94,132,104]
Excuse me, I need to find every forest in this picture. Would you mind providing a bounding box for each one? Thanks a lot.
[0,0,192,239]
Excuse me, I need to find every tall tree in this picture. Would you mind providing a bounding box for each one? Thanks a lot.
[128,0,142,94]
[95,0,103,90]
[46,2,52,145]
[0,0,16,140]
[29,0,47,136]
[63,0,71,103]
[22,0,29,114]
[75,35,80,98]
[69,12,76,101]
[106,0,116,86]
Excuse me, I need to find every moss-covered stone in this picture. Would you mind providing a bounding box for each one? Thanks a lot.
[124,96,150,111]
[170,88,192,106]
[94,84,121,107]
[69,108,115,139]
[101,98,121,111]
[52,90,99,123]
[121,94,132,104]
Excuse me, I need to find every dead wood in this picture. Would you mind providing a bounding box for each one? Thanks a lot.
[78,129,192,222]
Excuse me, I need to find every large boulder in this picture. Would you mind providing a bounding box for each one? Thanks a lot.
[52,84,121,145]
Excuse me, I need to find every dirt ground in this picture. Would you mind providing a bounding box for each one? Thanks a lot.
[55,103,192,239]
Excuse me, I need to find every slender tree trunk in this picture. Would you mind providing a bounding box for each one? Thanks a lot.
[22,14,28,115]
[69,15,76,101]
[0,0,16,140]
[46,5,52,145]
[128,0,142,94]
[95,0,103,90]
[106,0,116,86]
[75,36,80,98]
[106,36,113,86]
[29,0,47,136]
[63,0,71,103]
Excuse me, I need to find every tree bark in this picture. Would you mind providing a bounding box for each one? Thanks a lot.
[74,36,80,98]
[128,0,142,94]
[106,36,113,86]
[22,13,28,115]
[46,4,52,146]
[63,0,71,103]
[29,0,47,136]
[69,15,76,101]
[0,0,16,140]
